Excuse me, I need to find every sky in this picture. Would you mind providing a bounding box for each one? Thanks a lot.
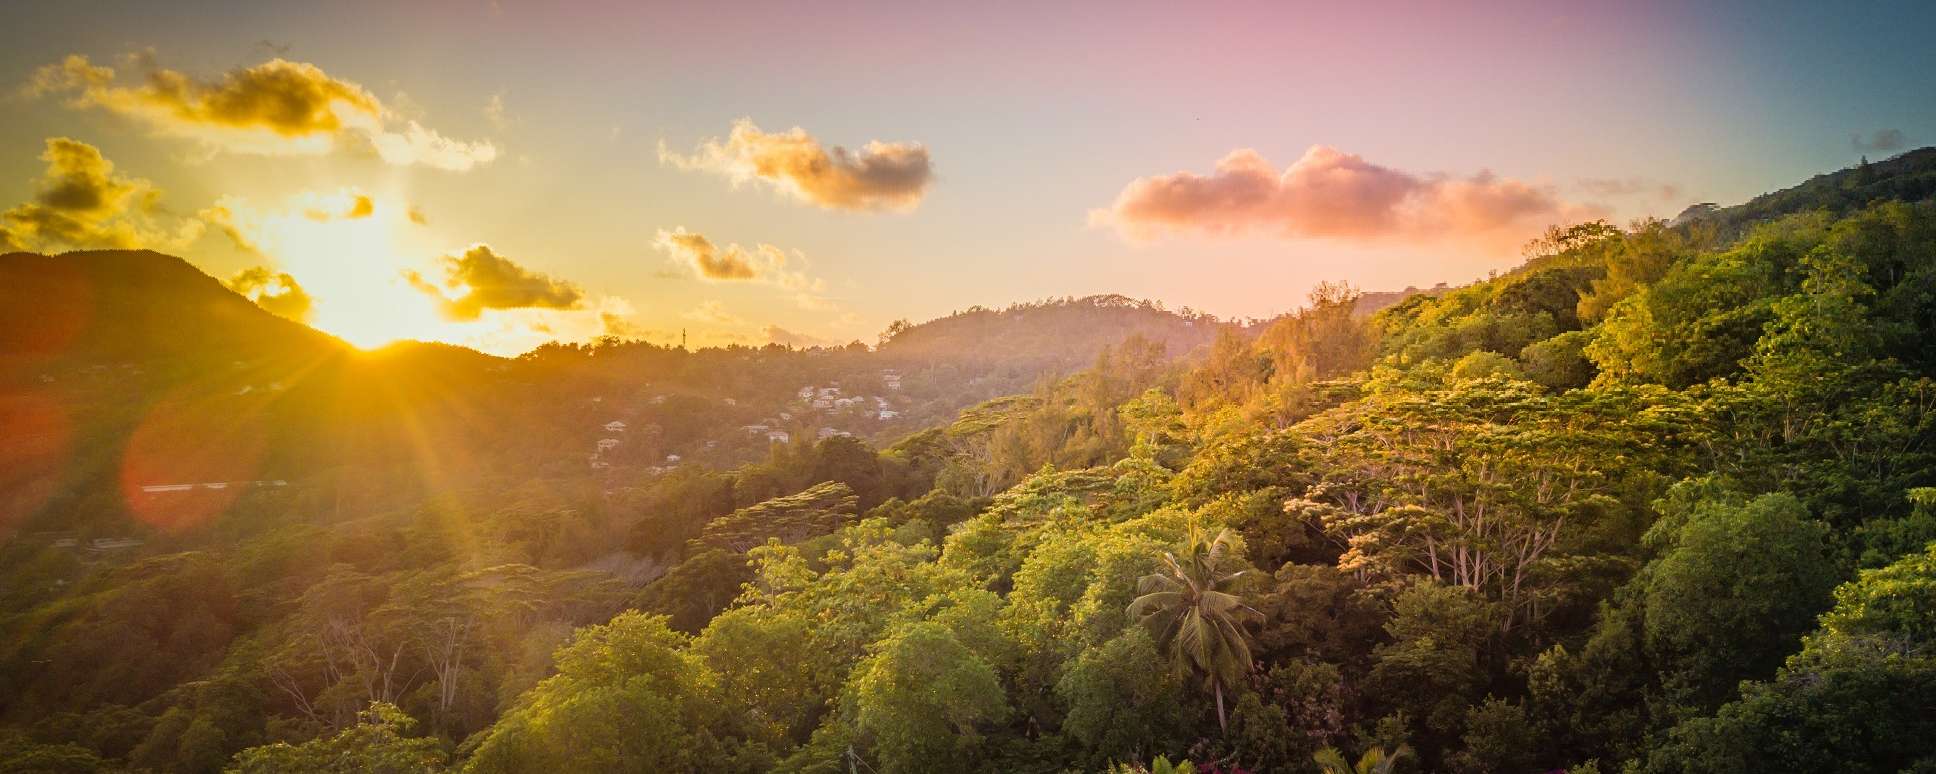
[1,0,1932,356]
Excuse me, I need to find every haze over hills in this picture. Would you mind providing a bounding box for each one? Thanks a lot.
[0,252,1240,540]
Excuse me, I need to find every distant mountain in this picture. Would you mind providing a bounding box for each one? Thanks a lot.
[1353,284,1450,316]
[0,258,1228,538]
[876,294,1219,368]
[0,250,342,375]
[1676,146,1936,234]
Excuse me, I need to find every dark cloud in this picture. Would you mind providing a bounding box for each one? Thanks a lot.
[1852,129,1909,154]
[1092,145,1593,244]
[406,244,584,321]
[225,267,313,322]
[26,53,496,170]
[0,137,197,252]
[661,119,933,212]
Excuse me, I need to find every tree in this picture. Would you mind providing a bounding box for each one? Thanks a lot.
[1127,525,1257,732]
[698,482,858,552]
[633,549,754,633]
[1054,629,1185,767]
[849,622,1009,774]
[227,702,446,773]
[1646,543,1936,773]
[1366,581,1501,745]
[1641,488,1837,714]
[460,613,731,772]
[1291,380,1678,632]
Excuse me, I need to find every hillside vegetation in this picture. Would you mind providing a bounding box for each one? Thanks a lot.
[3,150,1936,772]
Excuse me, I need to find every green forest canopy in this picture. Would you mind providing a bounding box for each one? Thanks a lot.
[4,152,1936,772]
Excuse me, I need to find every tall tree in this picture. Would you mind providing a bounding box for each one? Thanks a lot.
[1127,525,1257,731]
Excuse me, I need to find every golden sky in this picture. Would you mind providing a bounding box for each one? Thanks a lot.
[2,1,1930,355]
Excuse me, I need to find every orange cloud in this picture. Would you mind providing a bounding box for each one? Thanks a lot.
[225,267,314,322]
[652,227,832,310]
[407,244,583,321]
[1093,145,1592,244]
[26,54,496,171]
[655,229,756,280]
[660,119,932,212]
[0,137,202,253]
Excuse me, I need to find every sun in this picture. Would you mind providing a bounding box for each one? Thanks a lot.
[225,190,464,349]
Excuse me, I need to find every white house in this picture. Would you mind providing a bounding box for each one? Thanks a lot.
[596,438,622,450]
[767,430,791,443]
[878,409,900,420]
[604,420,628,432]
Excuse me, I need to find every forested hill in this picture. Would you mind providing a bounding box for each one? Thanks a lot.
[1674,145,1936,234]
[5,151,1936,773]
[876,294,1220,367]
[0,257,1225,542]
[0,250,345,373]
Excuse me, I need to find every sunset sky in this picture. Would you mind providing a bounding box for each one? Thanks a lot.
[3,0,1932,355]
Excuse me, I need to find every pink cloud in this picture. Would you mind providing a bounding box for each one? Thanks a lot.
[1093,145,1596,244]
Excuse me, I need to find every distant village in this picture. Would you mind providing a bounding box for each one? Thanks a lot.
[585,368,906,474]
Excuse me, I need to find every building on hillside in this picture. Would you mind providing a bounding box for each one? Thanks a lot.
[767,430,791,443]
[878,409,900,420]
[86,538,143,555]
[604,420,628,432]
[596,438,622,451]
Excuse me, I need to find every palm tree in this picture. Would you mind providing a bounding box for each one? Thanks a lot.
[1312,745,1409,774]
[1316,743,1409,774]
[1126,524,1256,732]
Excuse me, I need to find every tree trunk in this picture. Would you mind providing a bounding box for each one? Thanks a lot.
[1215,680,1227,732]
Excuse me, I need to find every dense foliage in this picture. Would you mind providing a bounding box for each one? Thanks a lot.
[4,153,1936,772]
